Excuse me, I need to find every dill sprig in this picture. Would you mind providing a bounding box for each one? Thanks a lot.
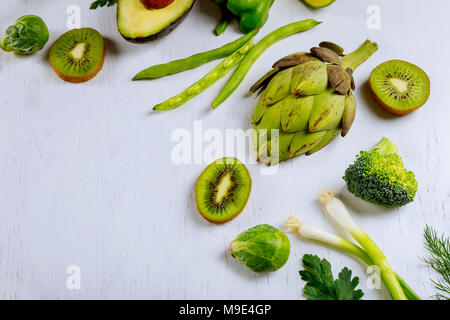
[423,225,450,300]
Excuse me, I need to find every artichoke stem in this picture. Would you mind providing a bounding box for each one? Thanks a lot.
[341,40,378,71]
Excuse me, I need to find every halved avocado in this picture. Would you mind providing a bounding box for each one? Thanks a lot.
[117,0,196,42]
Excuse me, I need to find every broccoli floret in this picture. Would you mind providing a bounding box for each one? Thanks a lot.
[343,137,417,207]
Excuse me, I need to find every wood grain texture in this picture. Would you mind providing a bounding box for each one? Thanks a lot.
[0,0,448,300]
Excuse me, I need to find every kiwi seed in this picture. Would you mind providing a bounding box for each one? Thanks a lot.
[49,28,105,83]
[195,157,252,224]
[369,60,430,115]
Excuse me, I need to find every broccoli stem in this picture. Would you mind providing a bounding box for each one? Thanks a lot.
[372,137,399,155]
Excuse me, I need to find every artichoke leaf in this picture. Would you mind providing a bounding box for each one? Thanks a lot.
[290,131,327,156]
[310,46,340,65]
[252,97,271,124]
[257,100,283,136]
[309,89,346,132]
[291,61,328,96]
[280,95,314,133]
[327,65,352,95]
[306,128,341,156]
[262,68,292,105]
[272,52,318,69]
[250,68,281,94]
[341,94,356,137]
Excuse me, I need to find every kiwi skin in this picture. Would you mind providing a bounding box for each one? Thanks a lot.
[370,88,421,116]
[49,29,105,83]
[369,60,430,116]
[195,158,252,224]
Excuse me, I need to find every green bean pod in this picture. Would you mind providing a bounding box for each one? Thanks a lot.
[133,29,258,81]
[153,40,255,111]
[211,19,321,109]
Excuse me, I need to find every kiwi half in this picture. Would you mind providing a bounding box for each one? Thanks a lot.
[195,158,251,224]
[369,60,430,115]
[301,0,336,9]
[49,28,105,83]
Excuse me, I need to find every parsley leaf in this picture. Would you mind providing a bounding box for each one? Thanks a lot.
[335,267,365,300]
[90,0,117,10]
[299,254,364,300]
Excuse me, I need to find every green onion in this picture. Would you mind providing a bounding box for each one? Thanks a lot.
[283,216,420,300]
[318,190,408,300]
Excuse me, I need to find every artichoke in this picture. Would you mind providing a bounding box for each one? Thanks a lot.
[250,40,378,165]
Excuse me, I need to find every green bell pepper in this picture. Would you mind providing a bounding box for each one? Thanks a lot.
[211,0,274,35]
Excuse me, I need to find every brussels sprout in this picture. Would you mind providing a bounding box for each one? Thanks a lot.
[1,15,49,55]
[230,224,290,273]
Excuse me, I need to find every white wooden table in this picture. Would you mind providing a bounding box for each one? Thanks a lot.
[0,0,448,300]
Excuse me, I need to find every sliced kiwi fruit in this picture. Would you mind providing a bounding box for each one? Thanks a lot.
[369,60,430,115]
[195,157,251,224]
[49,28,105,83]
[301,0,336,9]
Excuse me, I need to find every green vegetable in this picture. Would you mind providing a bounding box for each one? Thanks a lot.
[214,18,231,36]
[117,0,196,43]
[211,19,321,109]
[301,0,336,9]
[319,190,407,300]
[230,224,290,273]
[1,15,49,55]
[133,29,259,80]
[299,254,364,300]
[211,0,274,34]
[90,0,117,9]
[213,4,233,36]
[153,39,254,110]
[369,60,430,115]
[249,40,378,165]
[284,216,420,300]
[343,137,418,207]
[423,226,450,300]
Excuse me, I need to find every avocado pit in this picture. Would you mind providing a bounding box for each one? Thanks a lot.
[141,0,175,9]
